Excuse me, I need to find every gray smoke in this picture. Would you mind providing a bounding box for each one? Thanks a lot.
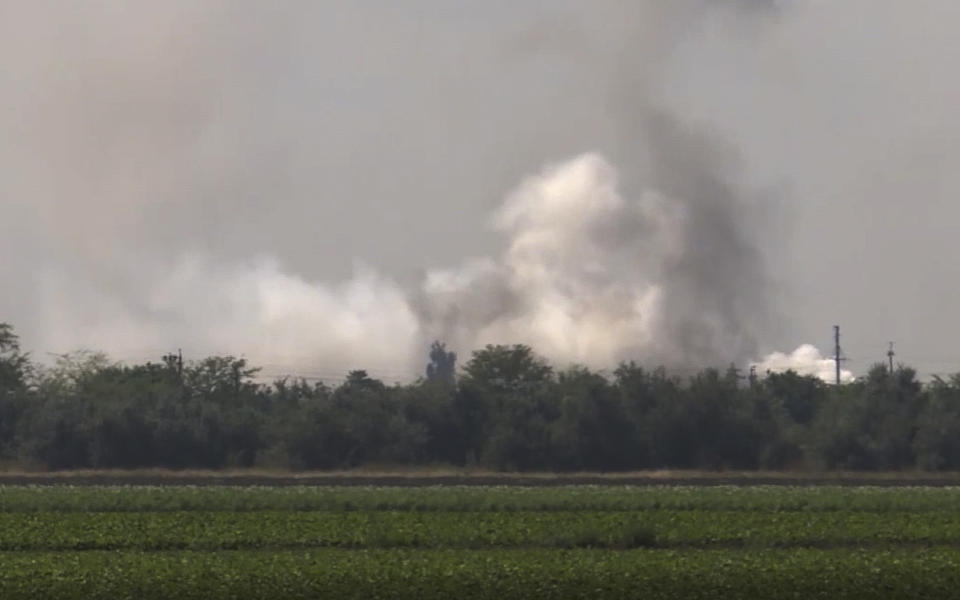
[0,1,776,377]
[16,133,770,375]
[5,2,956,379]
[638,112,772,366]
[413,116,771,370]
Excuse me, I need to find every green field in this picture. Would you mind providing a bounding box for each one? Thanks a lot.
[2,484,960,599]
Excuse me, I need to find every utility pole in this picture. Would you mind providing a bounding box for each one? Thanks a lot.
[887,342,895,374]
[834,325,842,386]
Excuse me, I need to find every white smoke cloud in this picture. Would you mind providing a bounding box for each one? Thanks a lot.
[34,151,762,378]
[753,344,854,384]
[37,257,423,377]
[417,153,670,368]
[8,2,960,382]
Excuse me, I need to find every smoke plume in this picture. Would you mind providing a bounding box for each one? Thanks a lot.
[7,2,957,380]
[417,135,770,370]
[31,144,769,377]
[0,2,783,379]
[753,345,854,384]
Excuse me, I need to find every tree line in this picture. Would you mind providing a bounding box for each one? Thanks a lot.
[2,322,960,471]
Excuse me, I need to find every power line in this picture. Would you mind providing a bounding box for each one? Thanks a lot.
[833,325,846,385]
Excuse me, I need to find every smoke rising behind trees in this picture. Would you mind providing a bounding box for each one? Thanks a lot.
[27,144,771,375]
[2,2,960,378]
[0,325,955,472]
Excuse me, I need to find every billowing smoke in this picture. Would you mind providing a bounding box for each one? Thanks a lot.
[753,345,854,384]
[8,2,959,380]
[417,133,770,370]
[0,2,784,380]
[32,145,770,377]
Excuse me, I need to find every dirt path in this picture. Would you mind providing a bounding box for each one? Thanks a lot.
[2,470,959,487]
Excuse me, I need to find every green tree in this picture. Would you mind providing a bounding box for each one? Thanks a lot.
[425,341,457,385]
[461,345,553,394]
[400,379,462,465]
[682,367,761,469]
[182,356,265,468]
[811,364,923,470]
[0,323,30,460]
[550,366,631,470]
[913,374,960,470]
[458,345,555,469]
[763,370,825,426]
[913,373,960,471]
[0,323,29,393]
[614,363,683,468]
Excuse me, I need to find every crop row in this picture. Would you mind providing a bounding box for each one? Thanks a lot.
[2,484,959,513]
[2,509,960,551]
[1,547,960,599]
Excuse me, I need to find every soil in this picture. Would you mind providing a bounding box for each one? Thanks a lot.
[1,470,959,487]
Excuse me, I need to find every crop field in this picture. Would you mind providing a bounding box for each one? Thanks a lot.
[2,484,960,598]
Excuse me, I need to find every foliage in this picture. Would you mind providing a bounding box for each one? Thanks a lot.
[2,485,960,598]
[425,341,456,385]
[2,547,959,600]
[0,323,29,393]
[3,484,960,513]
[1,321,960,471]
[0,324,30,460]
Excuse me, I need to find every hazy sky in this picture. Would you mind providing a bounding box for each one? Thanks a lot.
[1,1,958,380]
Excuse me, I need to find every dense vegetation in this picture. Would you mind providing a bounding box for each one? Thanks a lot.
[3,485,960,598]
[3,321,960,471]
[8,547,960,600]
